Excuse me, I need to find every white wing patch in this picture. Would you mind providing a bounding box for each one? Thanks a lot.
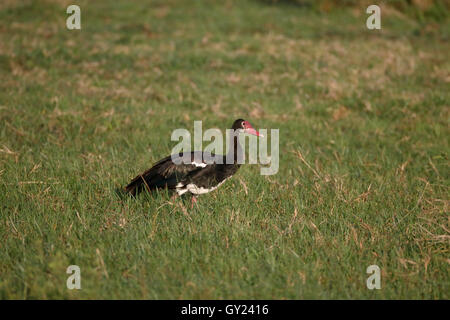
[186,184,214,195]
[175,178,231,196]
[191,161,207,168]
[175,182,188,195]
[187,178,230,195]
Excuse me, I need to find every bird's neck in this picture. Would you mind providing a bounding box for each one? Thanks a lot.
[226,132,243,165]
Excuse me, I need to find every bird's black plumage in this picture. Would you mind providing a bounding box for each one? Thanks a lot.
[124,119,258,199]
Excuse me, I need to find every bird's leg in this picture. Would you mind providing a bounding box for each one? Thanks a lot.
[170,193,179,204]
[191,196,198,209]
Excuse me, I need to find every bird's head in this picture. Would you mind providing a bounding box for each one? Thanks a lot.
[232,119,263,137]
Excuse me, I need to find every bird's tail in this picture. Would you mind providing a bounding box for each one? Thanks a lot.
[124,171,155,196]
[124,175,144,196]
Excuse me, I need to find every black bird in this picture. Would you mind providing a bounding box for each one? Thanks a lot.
[124,119,262,206]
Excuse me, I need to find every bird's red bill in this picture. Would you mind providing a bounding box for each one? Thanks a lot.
[245,125,263,137]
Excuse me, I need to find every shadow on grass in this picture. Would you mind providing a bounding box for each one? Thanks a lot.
[113,186,194,208]
[113,187,130,200]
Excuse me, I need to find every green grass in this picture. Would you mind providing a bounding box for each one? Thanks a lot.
[0,0,449,299]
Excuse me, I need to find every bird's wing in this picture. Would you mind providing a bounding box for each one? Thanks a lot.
[125,151,217,195]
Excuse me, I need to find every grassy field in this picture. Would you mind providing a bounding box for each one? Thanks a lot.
[0,0,449,299]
